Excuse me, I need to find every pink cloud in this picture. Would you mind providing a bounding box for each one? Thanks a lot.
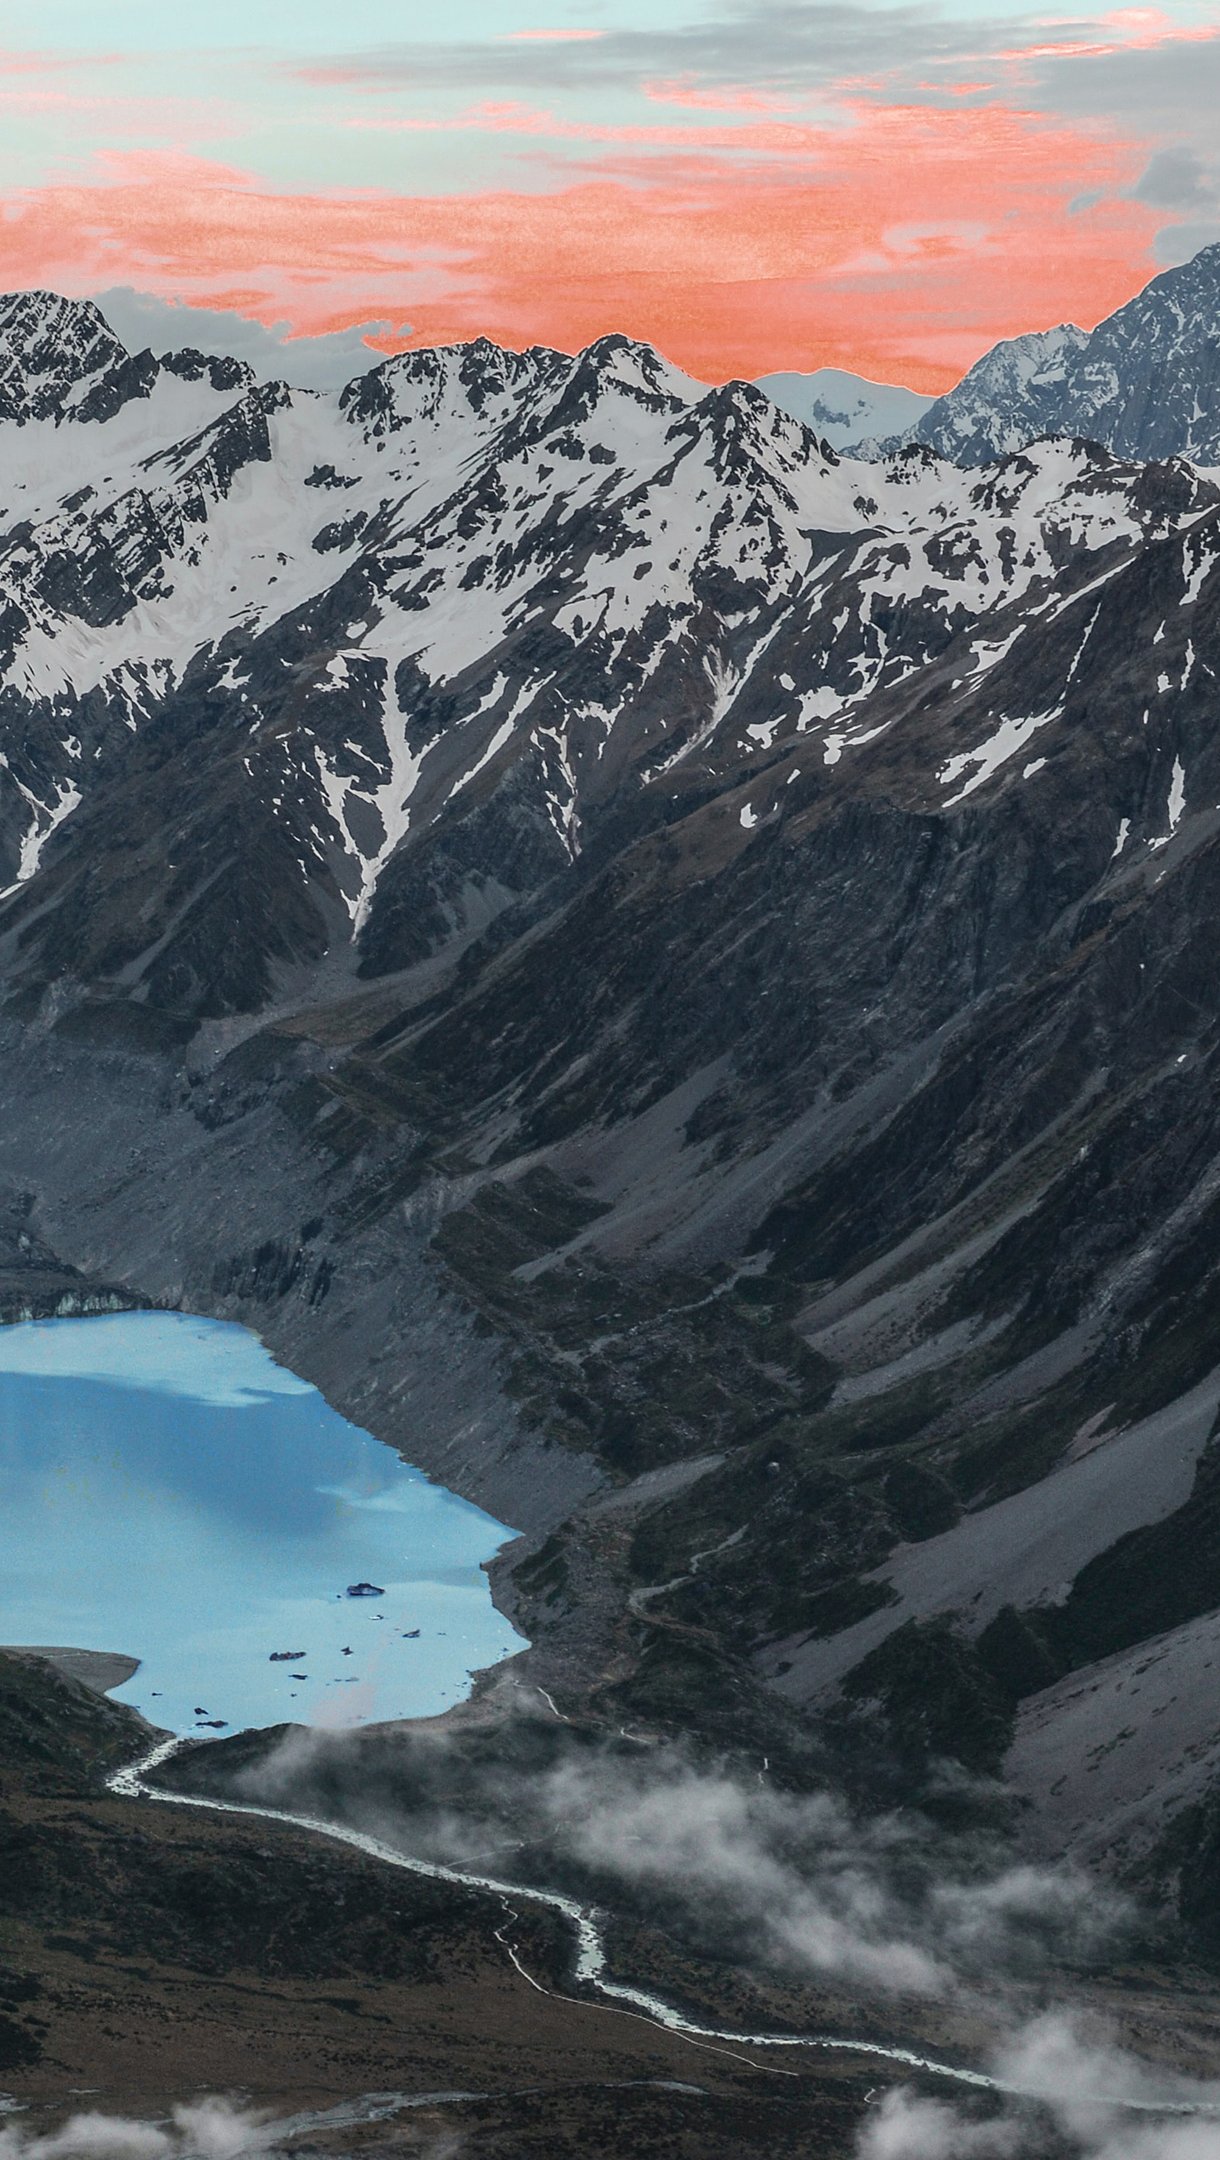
[1000,6,1220,62]
[347,95,875,153]
[642,79,801,114]
[0,99,1178,391]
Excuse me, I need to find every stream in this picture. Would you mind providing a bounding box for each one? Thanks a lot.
[107,1738,1219,2119]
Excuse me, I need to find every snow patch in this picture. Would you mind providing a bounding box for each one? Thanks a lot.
[940,708,1062,805]
[0,775,83,898]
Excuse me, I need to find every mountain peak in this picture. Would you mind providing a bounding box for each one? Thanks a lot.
[0,288,123,342]
[0,289,134,423]
[879,241,1220,467]
[565,332,696,413]
[340,334,569,435]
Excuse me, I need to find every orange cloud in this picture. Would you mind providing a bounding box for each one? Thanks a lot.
[643,79,802,113]
[0,99,1170,389]
[353,96,870,151]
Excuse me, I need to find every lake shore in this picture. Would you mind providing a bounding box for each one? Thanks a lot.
[0,1309,526,1734]
[0,1644,139,1694]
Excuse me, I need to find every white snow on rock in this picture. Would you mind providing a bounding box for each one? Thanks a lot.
[0,291,1215,931]
[940,708,1063,806]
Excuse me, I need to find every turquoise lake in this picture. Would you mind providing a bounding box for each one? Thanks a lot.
[0,1311,527,1735]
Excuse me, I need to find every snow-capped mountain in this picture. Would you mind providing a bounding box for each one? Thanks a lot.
[871,242,1220,466]
[853,325,1089,463]
[0,291,254,499]
[4,288,1220,1890]
[753,366,933,450]
[0,291,1216,1017]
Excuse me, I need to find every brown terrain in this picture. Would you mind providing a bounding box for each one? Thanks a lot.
[0,1650,881,2157]
[6,1649,1220,2156]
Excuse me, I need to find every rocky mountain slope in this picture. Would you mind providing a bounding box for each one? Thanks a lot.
[0,294,1212,1018]
[2,290,1220,1925]
[864,242,1220,466]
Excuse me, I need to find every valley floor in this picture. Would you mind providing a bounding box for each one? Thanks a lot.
[0,1650,879,2157]
[6,1652,1220,2158]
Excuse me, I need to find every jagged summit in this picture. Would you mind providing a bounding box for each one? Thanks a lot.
[892,323,1089,465]
[0,284,1211,1020]
[0,288,136,423]
[868,240,1220,466]
[0,286,259,471]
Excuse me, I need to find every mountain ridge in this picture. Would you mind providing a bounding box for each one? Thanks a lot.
[863,242,1220,466]
[0,283,1219,1945]
[0,292,1214,1020]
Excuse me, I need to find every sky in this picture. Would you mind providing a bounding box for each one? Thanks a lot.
[0,0,1217,389]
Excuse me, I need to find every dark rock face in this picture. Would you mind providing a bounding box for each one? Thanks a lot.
[840,1617,1017,1776]
[0,291,256,432]
[0,1187,139,1323]
[0,292,135,423]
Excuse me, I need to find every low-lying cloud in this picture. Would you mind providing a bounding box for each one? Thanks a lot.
[0,2101,276,2160]
[119,1735,1219,2158]
[244,1731,1128,2000]
[857,2014,1220,2160]
[0,2102,463,2160]
[541,1753,1122,1995]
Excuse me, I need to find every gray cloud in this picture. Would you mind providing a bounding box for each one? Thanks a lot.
[1132,147,1215,210]
[1021,31,1220,120]
[1129,148,1220,264]
[301,1,1013,102]
[91,289,396,390]
[1154,220,1220,266]
[1011,39,1220,267]
[302,0,1220,130]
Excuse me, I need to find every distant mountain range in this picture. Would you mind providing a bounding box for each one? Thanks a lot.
[751,366,933,449]
[1,277,1220,1930]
